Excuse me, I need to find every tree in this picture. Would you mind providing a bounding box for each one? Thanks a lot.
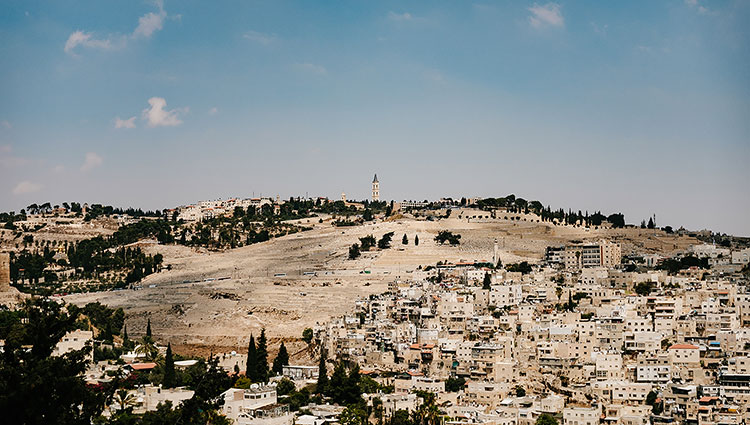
[146,318,152,338]
[317,348,329,394]
[506,261,532,274]
[114,388,137,412]
[482,273,492,290]
[135,336,158,361]
[445,376,465,392]
[607,213,625,228]
[402,234,408,245]
[414,235,419,246]
[276,377,295,396]
[163,343,176,388]
[362,209,373,221]
[327,361,347,401]
[359,235,376,251]
[514,385,526,397]
[343,364,363,405]
[349,244,361,260]
[302,328,313,344]
[635,281,654,296]
[647,217,655,229]
[646,390,658,406]
[434,230,461,245]
[390,410,411,425]
[0,299,107,425]
[340,405,368,425]
[256,329,269,382]
[378,232,394,249]
[272,342,289,375]
[536,413,558,425]
[246,335,257,380]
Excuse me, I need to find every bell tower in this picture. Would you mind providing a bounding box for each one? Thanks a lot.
[372,174,379,202]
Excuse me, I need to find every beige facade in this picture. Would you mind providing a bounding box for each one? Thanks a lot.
[0,252,10,291]
[563,406,599,425]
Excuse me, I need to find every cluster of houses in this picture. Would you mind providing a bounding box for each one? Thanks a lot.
[174,197,278,222]
[307,240,750,425]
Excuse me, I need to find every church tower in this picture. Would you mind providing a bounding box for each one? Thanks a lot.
[372,174,380,202]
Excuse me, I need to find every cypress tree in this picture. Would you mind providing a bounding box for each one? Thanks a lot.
[483,273,492,290]
[402,234,408,245]
[123,324,128,342]
[317,348,328,394]
[328,361,347,401]
[344,364,362,405]
[414,235,419,246]
[272,342,289,375]
[246,335,257,380]
[146,318,152,338]
[256,329,269,382]
[164,343,176,388]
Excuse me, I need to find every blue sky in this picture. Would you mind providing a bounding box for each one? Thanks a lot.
[1,0,748,235]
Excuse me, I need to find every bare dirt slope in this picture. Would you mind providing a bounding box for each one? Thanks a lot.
[63,216,695,356]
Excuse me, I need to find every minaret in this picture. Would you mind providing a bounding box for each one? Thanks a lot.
[372,174,380,202]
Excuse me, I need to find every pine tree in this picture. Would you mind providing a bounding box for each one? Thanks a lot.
[256,329,269,383]
[317,348,328,394]
[246,335,257,380]
[163,343,176,388]
[146,318,152,338]
[414,235,419,246]
[272,342,289,375]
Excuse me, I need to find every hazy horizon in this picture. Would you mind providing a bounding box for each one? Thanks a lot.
[2,1,748,236]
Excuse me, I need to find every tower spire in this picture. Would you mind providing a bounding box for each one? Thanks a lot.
[371,174,380,202]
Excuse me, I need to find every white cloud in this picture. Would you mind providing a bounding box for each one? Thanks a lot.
[65,1,167,54]
[81,152,103,171]
[685,0,709,14]
[133,0,167,39]
[388,11,413,21]
[208,107,219,116]
[295,63,327,76]
[1,120,11,129]
[528,3,564,28]
[0,144,11,154]
[114,116,136,129]
[13,181,42,195]
[142,97,185,127]
[243,30,277,45]
[64,30,113,54]
[53,165,65,173]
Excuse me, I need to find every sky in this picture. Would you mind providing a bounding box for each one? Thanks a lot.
[1,0,748,235]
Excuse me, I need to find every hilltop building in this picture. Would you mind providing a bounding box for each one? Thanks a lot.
[372,174,380,202]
